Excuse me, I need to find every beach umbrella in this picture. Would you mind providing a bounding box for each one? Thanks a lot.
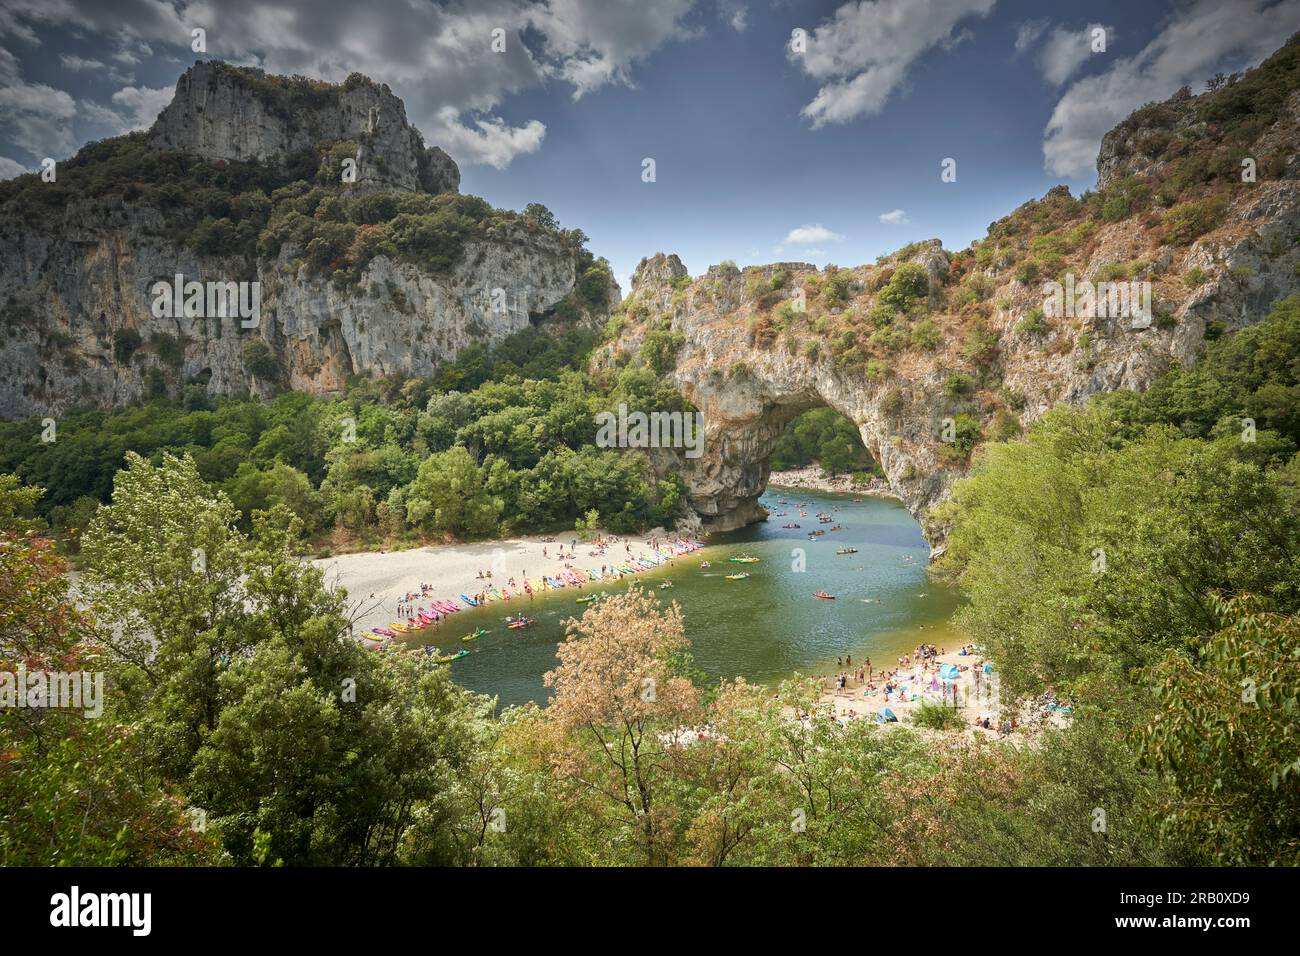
[938,663,960,682]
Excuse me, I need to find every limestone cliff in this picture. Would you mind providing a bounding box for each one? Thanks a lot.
[604,46,1300,551]
[0,64,613,419]
[149,62,458,195]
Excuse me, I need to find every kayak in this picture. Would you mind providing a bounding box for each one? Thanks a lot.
[436,649,469,664]
[729,555,760,563]
[725,573,750,581]
[836,548,858,555]
[575,595,596,604]
[459,594,478,607]
[462,627,488,642]
[507,618,534,629]
[814,592,835,599]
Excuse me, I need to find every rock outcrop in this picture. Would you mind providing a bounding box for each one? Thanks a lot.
[605,54,1300,552]
[0,64,611,418]
[149,62,459,195]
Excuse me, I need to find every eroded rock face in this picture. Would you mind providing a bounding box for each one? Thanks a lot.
[608,186,1300,554]
[602,63,1300,552]
[149,62,458,195]
[0,64,605,418]
[0,208,581,416]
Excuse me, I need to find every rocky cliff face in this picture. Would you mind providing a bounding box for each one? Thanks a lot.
[0,64,607,419]
[605,62,1300,551]
[0,211,578,414]
[149,62,458,194]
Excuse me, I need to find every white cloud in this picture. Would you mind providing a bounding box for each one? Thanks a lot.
[59,54,105,71]
[110,85,173,131]
[78,99,123,127]
[1043,0,1300,177]
[784,224,844,244]
[878,208,909,224]
[527,0,697,99]
[1014,19,1048,53]
[792,0,997,127]
[432,108,546,169]
[0,48,78,159]
[0,156,28,179]
[720,0,748,32]
[1034,23,1113,85]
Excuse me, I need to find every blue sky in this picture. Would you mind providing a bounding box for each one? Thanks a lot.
[2,0,1298,290]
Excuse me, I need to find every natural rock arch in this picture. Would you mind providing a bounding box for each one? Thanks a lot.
[611,205,1300,555]
[612,252,961,553]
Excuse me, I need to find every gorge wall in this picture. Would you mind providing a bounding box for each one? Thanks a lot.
[0,63,608,419]
[605,68,1300,551]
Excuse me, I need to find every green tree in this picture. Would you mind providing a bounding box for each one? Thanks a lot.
[1139,595,1300,865]
[80,452,253,777]
[405,446,502,537]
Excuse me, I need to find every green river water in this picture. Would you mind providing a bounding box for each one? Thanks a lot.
[403,487,962,708]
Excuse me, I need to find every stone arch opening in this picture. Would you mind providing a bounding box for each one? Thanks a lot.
[677,373,903,518]
[769,407,884,479]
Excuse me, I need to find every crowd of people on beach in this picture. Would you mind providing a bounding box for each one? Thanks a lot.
[815,641,1012,729]
[369,533,699,638]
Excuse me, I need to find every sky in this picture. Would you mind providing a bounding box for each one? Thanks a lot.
[2,0,1298,292]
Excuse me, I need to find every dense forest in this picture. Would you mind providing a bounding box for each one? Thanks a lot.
[3,296,1296,866]
[0,322,689,552]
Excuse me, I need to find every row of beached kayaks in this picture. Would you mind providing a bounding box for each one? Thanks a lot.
[363,539,707,652]
[455,540,705,609]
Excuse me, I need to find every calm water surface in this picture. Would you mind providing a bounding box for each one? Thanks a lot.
[404,487,962,708]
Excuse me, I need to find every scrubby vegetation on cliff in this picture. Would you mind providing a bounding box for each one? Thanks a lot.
[0,131,610,309]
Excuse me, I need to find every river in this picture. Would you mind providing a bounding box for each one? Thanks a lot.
[392,487,962,708]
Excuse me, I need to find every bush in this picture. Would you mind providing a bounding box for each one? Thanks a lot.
[912,317,941,351]
[642,329,685,374]
[1016,307,1049,338]
[241,338,281,381]
[112,328,143,364]
[879,262,929,310]
[822,269,856,307]
[1015,260,1040,284]
[943,372,976,398]
[1163,198,1227,245]
[962,324,999,364]
[913,701,965,730]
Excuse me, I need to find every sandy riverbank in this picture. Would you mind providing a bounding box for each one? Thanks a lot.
[314,530,692,637]
[769,467,898,499]
[809,643,1070,741]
